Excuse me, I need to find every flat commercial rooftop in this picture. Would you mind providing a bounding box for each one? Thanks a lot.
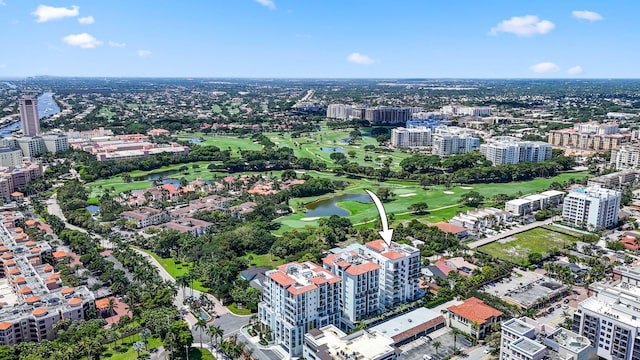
[370,307,443,340]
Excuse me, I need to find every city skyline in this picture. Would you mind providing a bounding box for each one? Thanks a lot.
[0,1,637,78]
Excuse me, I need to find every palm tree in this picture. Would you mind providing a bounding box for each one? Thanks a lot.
[471,320,481,344]
[106,297,116,321]
[176,275,190,300]
[195,319,207,348]
[208,325,223,347]
[452,327,461,352]
[432,340,441,354]
[132,341,145,359]
[140,328,151,349]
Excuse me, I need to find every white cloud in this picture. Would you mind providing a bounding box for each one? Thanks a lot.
[255,0,275,10]
[32,5,79,23]
[62,33,102,49]
[0,1,6,6]
[490,15,555,36]
[347,52,374,65]
[530,62,560,73]
[78,16,94,24]
[137,49,152,57]
[108,41,126,48]
[0,64,6,69]
[572,10,603,22]
[568,66,583,75]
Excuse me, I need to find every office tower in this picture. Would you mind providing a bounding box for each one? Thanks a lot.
[18,95,40,137]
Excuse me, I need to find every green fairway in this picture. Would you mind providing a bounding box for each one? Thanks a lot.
[478,227,579,266]
[275,171,589,233]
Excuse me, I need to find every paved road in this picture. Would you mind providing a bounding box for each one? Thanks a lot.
[467,218,555,249]
[48,194,250,352]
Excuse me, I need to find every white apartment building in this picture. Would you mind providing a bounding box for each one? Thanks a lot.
[431,127,480,156]
[303,325,398,360]
[611,144,640,170]
[390,126,432,148]
[449,207,511,232]
[16,137,46,158]
[326,104,355,120]
[42,133,69,154]
[480,137,552,165]
[1,134,68,158]
[501,318,592,360]
[258,262,341,358]
[574,121,619,135]
[441,104,492,116]
[323,249,380,328]
[359,240,422,309]
[561,186,621,231]
[0,148,23,167]
[504,190,565,216]
[364,107,416,125]
[573,266,640,360]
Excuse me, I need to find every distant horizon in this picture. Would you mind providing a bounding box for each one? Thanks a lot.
[4,76,640,81]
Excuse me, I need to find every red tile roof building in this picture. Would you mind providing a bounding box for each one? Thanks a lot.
[447,297,503,339]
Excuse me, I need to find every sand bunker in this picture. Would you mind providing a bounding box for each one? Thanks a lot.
[460,186,473,190]
[399,193,416,197]
[300,217,320,221]
[443,191,455,195]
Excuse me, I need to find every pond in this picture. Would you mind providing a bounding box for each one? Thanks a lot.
[193,308,212,322]
[304,193,372,217]
[189,138,203,143]
[135,169,181,181]
[86,205,100,214]
[321,147,345,153]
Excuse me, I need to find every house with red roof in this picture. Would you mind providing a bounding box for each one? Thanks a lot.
[447,297,503,339]
[430,222,468,238]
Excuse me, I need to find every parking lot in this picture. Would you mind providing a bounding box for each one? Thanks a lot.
[400,328,472,360]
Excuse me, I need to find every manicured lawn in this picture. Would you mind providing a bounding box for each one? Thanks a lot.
[243,252,285,269]
[478,227,579,266]
[227,302,253,316]
[135,248,209,293]
[99,335,162,360]
[189,348,217,360]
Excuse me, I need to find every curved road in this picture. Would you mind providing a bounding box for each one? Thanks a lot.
[46,194,250,348]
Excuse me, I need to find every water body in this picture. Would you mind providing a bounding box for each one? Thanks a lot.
[304,193,372,217]
[189,138,203,143]
[38,92,61,119]
[321,147,345,153]
[0,92,61,137]
[86,205,100,214]
[135,169,181,181]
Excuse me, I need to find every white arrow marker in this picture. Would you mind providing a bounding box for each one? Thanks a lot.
[365,190,394,247]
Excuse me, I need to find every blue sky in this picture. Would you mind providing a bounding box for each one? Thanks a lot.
[0,1,636,78]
